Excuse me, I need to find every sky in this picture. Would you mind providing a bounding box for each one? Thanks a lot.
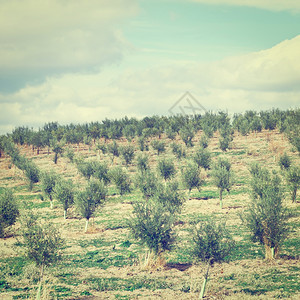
[0,0,300,134]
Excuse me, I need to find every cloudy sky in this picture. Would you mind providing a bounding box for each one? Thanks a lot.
[0,0,299,134]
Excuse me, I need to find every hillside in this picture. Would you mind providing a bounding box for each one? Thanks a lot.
[0,124,299,299]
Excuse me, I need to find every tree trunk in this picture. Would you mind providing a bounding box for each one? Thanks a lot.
[36,264,44,300]
[50,200,53,209]
[199,260,211,299]
[219,189,223,209]
[64,210,67,220]
[85,219,89,233]
[292,186,297,203]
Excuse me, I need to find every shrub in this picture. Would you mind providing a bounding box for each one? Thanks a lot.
[96,142,107,155]
[0,189,19,237]
[137,136,146,151]
[193,147,211,170]
[54,178,74,219]
[51,139,64,164]
[165,127,176,140]
[191,220,235,263]
[181,161,205,194]
[157,158,176,181]
[219,136,231,152]
[286,165,300,202]
[120,144,135,165]
[211,157,233,209]
[243,166,289,260]
[151,140,166,155]
[136,153,149,173]
[279,152,292,170]
[170,143,186,160]
[109,166,131,196]
[41,171,58,209]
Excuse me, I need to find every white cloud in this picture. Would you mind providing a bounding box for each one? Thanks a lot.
[189,0,300,13]
[0,35,299,134]
[0,0,138,76]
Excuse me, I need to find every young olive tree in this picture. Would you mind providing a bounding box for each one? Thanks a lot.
[151,140,166,155]
[76,178,107,232]
[23,160,40,191]
[199,134,209,149]
[51,139,65,164]
[278,152,292,170]
[54,178,74,219]
[136,153,149,173]
[109,166,131,197]
[20,213,64,299]
[181,161,205,196]
[286,165,300,203]
[120,144,135,165]
[191,220,235,299]
[243,166,289,260]
[0,189,19,238]
[193,147,211,170]
[211,157,233,209]
[135,170,158,200]
[157,158,176,182]
[179,124,195,147]
[107,140,119,163]
[170,143,186,160]
[128,198,176,267]
[41,171,58,209]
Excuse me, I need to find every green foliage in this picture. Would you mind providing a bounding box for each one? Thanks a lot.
[96,142,107,155]
[136,153,149,173]
[199,134,209,148]
[191,220,235,263]
[219,136,231,152]
[54,178,74,218]
[137,136,146,151]
[165,126,176,140]
[134,170,158,200]
[157,158,176,181]
[20,213,64,267]
[65,146,75,163]
[278,152,292,170]
[120,144,135,165]
[286,165,300,202]
[76,161,95,180]
[243,165,289,259]
[41,171,57,202]
[23,160,40,191]
[211,157,233,207]
[181,161,205,193]
[150,140,166,155]
[128,199,176,255]
[0,189,19,237]
[51,139,65,164]
[193,147,211,170]
[170,143,186,160]
[109,166,131,196]
[179,124,194,147]
[76,178,107,221]
[107,140,119,158]
[93,161,110,185]
[154,180,185,214]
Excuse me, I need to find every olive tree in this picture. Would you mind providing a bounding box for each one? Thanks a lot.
[0,189,19,238]
[243,166,289,260]
[41,171,58,209]
[20,213,64,299]
[76,178,107,232]
[109,166,131,197]
[211,157,233,209]
[286,165,300,203]
[157,158,176,182]
[54,178,74,219]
